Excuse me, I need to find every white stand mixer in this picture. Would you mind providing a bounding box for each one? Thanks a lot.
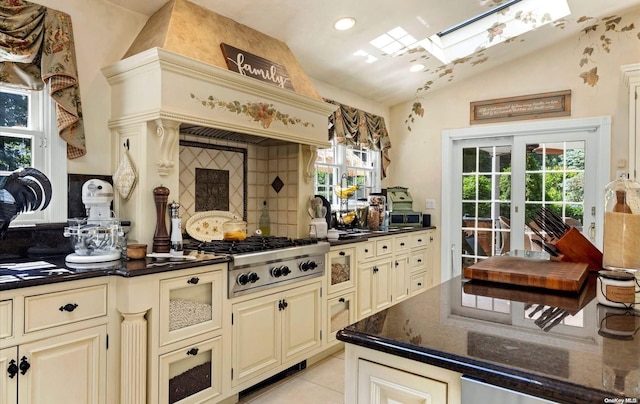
[64,179,122,263]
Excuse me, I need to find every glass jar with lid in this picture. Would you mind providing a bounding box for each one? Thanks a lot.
[603,177,640,271]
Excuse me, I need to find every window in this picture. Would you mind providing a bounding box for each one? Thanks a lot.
[315,139,381,210]
[1,85,67,226]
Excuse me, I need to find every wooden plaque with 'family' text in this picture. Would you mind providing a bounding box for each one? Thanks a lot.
[220,43,294,91]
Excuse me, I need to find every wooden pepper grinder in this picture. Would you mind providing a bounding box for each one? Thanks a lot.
[153,186,171,253]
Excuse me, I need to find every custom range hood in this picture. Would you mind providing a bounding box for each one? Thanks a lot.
[101,0,336,249]
[103,0,334,148]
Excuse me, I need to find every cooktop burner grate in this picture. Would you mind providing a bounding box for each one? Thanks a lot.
[186,236,319,255]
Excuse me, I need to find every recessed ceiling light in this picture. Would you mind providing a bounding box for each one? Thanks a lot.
[334,17,356,31]
[409,64,425,72]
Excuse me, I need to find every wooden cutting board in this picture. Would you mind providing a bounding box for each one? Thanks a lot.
[463,256,589,292]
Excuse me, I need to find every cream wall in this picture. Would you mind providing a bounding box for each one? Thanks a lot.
[387,7,640,272]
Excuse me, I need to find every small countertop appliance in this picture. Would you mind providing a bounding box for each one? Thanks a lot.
[386,186,423,227]
[64,179,123,263]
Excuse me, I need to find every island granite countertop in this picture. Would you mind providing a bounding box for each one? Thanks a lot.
[337,274,640,403]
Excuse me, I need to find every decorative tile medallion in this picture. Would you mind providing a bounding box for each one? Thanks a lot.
[195,168,229,211]
[271,176,284,194]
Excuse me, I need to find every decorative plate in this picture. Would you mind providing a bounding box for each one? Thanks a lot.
[185,210,241,242]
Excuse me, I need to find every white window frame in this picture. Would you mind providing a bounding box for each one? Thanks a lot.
[314,139,381,210]
[1,84,67,227]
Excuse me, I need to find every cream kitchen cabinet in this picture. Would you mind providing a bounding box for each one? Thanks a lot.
[326,246,357,348]
[1,325,107,404]
[0,278,111,404]
[327,246,356,294]
[356,236,394,320]
[231,281,321,388]
[345,344,462,404]
[116,263,226,404]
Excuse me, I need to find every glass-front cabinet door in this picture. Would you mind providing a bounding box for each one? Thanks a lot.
[327,247,356,294]
[160,337,222,404]
[327,292,355,343]
[159,269,223,346]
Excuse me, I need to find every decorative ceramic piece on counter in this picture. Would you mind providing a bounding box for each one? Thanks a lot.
[185,210,241,242]
[327,229,340,241]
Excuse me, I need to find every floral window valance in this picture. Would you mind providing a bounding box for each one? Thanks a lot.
[0,0,86,159]
[325,99,392,179]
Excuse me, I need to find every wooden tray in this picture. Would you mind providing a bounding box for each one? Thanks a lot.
[463,256,589,292]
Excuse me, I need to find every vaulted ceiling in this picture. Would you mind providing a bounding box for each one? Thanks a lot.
[107,0,640,107]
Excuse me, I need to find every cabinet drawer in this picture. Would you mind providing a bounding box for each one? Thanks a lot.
[410,249,428,271]
[410,272,427,295]
[375,238,393,257]
[394,235,410,254]
[24,284,107,333]
[0,299,12,339]
[357,241,375,261]
[411,232,429,249]
[327,291,355,343]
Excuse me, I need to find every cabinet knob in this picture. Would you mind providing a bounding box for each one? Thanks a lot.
[7,359,18,379]
[417,282,422,286]
[339,251,346,256]
[373,266,378,274]
[59,303,78,312]
[395,261,399,267]
[382,245,388,250]
[400,242,405,246]
[364,249,369,253]
[19,356,30,375]
[278,299,289,310]
[417,239,422,243]
[417,259,422,263]
[338,297,345,302]
[430,236,434,242]
[187,277,200,284]
[186,348,199,356]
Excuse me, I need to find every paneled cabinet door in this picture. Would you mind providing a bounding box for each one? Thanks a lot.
[357,260,392,320]
[232,294,281,386]
[392,255,410,304]
[231,282,321,387]
[18,325,107,404]
[0,346,18,404]
[281,283,322,363]
[357,359,448,404]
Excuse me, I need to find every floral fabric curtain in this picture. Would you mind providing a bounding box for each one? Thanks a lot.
[325,99,392,179]
[0,0,86,159]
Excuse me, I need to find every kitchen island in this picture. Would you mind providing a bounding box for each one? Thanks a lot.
[337,274,640,403]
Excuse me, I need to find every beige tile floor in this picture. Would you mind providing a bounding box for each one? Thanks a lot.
[238,349,345,404]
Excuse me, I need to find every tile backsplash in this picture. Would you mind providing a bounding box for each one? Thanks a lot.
[179,134,300,238]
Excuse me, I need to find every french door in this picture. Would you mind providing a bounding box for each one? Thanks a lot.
[442,117,611,279]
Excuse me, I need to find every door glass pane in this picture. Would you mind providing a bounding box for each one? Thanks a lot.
[524,141,585,232]
[461,145,512,269]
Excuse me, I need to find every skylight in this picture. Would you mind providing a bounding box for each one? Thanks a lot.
[369,26,420,57]
[420,0,571,64]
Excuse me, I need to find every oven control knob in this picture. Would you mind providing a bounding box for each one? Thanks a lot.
[300,260,318,271]
[248,272,260,283]
[237,273,250,285]
[281,266,291,276]
[271,267,282,278]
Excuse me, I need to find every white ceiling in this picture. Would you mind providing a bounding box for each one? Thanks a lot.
[107,0,640,107]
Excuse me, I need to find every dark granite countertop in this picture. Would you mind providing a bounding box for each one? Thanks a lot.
[327,226,436,246]
[0,253,230,291]
[337,275,640,404]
